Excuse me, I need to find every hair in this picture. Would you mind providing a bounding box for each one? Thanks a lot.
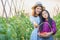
[39,10,53,32]
[32,4,45,17]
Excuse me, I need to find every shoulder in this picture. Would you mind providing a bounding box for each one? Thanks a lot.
[30,16,34,18]
[30,16,35,20]
[52,19,56,23]
[29,16,35,22]
[51,19,56,25]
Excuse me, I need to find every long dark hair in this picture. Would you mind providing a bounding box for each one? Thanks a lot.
[39,10,53,32]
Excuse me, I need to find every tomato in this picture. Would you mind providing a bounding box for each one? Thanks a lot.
[40,32,47,34]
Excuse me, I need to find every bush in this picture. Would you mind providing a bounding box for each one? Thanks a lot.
[0,12,33,40]
[1,11,60,40]
[54,13,60,38]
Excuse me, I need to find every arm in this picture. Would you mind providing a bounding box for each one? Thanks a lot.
[38,21,57,37]
[51,20,57,35]
[30,16,38,28]
[43,20,57,37]
[44,20,57,35]
[30,16,39,28]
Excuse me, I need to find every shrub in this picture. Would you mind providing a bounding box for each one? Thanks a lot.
[0,12,33,40]
[54,13,60,38]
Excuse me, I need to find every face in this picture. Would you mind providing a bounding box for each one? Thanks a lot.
[35,6,42,15]
[42,11,48,19]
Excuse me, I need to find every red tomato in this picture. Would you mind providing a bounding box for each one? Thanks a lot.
[40,32,47,35]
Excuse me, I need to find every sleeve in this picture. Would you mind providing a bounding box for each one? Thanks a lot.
[30,16,35,24]
[51,20,57,35]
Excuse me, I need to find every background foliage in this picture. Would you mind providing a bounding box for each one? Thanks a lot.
[54,13,60,38]
[0,11,33,40]
[0,11,60,40]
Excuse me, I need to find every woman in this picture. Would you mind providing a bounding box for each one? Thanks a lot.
[38,10,57,40]
[30,1,44,40]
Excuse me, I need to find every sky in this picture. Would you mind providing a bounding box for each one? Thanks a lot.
[0,0,60,18]
[23,0,60,17]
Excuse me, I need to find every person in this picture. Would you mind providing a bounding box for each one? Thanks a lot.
[30,1,44,40]
[38,10,57,40]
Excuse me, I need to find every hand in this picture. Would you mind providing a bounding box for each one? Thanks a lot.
[41,31,53,37]
[38,32,47,37]
[33,22,38,28]
[44,32,51,37]
[38,31,53,37]
[46,31,53,37]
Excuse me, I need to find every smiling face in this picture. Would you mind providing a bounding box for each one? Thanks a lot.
[35,6,42,15]
[42,11,48,19]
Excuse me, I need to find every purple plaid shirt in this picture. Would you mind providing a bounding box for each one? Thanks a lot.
[41,20,57,35]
